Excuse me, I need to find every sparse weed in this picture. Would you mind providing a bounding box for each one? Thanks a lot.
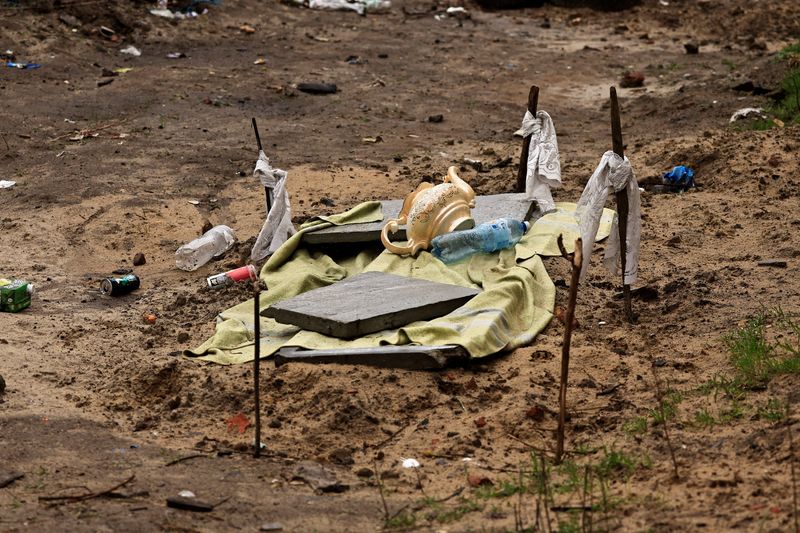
[758,398,789,422]
[649,389,682,425]
[385,510,416,529]
[694,408,716,429]
[623,417,648,437]
[724,310,800,388]
[596,448,637,480]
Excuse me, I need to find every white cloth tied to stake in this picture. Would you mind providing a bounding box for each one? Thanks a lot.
[576,151,641,285]
[251,150,297,262]
[514,110,561,214]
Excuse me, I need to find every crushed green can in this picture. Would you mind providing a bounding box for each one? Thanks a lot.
[0,279,33,313]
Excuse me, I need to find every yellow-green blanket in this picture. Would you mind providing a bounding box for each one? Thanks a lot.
[186,202,613,365]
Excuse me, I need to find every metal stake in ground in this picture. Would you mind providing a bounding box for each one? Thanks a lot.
[253,278,262,458]
[251,117,273,214]
[609,87,633,322]
[555,234,582,464]
[516,85,540,194]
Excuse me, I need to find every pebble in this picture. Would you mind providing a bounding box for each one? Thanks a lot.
[0,374,5,395]
[133,252,146,266]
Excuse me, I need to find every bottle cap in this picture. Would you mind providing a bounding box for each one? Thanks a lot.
[522,221,531,232]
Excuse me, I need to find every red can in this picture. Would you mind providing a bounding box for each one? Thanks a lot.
[207,265,257,290]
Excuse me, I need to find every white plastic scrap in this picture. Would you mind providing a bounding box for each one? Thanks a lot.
[120,46,142,57]
[304,0,390,15]
[250,151,297,261]
[178,490,196,498]
[514,110,561,214]
[729,107,767,123]
[576,151,641,285]
[0,180,16,189]
[401,458,421,468]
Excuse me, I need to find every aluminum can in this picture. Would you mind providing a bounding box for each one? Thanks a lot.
[100,274,140,296]
[207,265,257,290]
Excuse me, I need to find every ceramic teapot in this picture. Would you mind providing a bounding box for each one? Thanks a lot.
[381,166,476,256]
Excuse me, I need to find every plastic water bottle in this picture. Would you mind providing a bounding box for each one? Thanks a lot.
[175,225,237,271]
[431,218,530,264]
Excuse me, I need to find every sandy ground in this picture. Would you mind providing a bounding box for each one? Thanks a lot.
[1,0,800,531]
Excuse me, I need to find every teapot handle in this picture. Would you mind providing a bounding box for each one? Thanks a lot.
[380,215,417,255]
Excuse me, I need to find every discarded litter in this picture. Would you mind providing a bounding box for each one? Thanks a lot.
[166,495,214,512]
[401,458,421,468]
[100,274,140,296]
[166,52,187,59]
[729,107,767,123]
[290,0,391,15]
[661,165,695,191]
[178,490,196,499]
[175,225,236,271]
[120,46,142,57]
[0,181,16,189]
[0,278,33,313]
[432,218,530,264]
[5,62,40,69]
[207,265,257,290]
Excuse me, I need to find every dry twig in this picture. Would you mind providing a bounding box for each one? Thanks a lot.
[556,234,582,463]
[39,474,135,505]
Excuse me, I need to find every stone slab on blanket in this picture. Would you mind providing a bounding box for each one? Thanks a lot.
[262,271,480,338]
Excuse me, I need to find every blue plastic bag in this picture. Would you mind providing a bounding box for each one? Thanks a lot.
[662,165,695,190]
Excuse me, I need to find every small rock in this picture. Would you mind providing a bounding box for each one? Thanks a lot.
[620,71,645,88]
[177,332,190,343]
[261,523,283,532]
[757,259,787,268]
[297,82,337,95]
[292,461,349,492]
[329,447,354,466]
[320,197,335,207]
[201,220,213,234]
[474,417,487,428]
[97,78,114,88]
[428,114,444,123]
[268,418,282,429]
[133,252,146,266]
[468,474,493,487]
[58,13,80,27]
[0,374,5,395]
[355,467,374,478]
[684,42,699,54]
[526,405,545,421]
[173,294,188,308]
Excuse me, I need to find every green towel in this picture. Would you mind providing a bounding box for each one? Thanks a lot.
[186,201,614,365]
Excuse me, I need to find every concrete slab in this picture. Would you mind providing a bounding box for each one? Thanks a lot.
[302,193,538,245]
[274,345,468,369]
[262,271,480,338]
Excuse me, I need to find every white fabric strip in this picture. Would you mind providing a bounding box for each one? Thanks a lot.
[251,150,297,261]
[514,110,561,214]
[576,151,641,285]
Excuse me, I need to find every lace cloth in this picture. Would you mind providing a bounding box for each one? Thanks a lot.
[251,151,297,261]
[514,110,561,214]
[576,151,641,285]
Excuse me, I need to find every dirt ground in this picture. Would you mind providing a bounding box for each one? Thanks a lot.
[1,0,800,531]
